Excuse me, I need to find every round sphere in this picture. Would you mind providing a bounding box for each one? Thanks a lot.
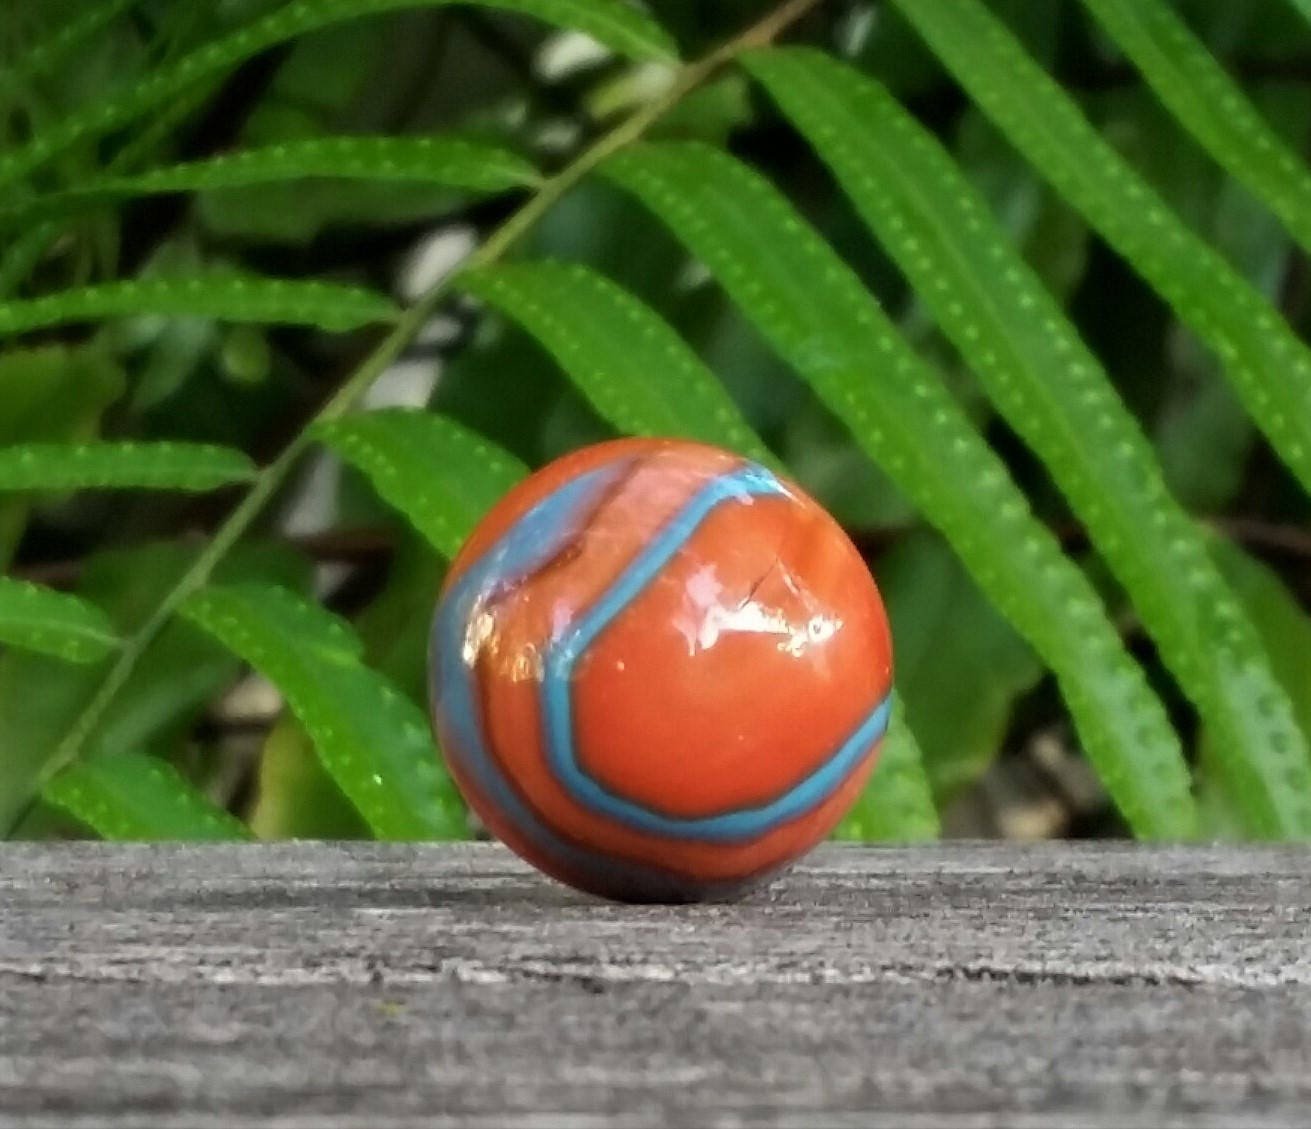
[428,438,893,902]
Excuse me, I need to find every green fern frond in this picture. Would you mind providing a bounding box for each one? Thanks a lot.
[746,47,1311,836]
[0,577,119,663]
[1080,0,1311,257]
[204,580,368,660]
[1212,538,1311,744]
[891,0,1311,497]
[5,137,540,226]
[0,276,396,336]
[316,411,527,558]
[605,141,1197,840]
[0,0,677,188]
[43,752,252,840]
[835,694,939,843]
[0,442,255,493]
[462,261,775,464]
[181,583,464,840]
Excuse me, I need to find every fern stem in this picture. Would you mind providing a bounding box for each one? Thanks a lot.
[22,0,822,824]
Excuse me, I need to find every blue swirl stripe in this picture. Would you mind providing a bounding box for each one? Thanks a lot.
[541,464,891,842]
[433,459,676,888]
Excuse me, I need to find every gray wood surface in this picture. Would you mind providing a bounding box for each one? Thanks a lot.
[1,842,1308,1128]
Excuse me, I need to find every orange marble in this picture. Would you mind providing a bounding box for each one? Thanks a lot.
[429,438,893,902]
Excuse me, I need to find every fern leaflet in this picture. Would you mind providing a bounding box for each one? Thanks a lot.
[316,411,527,559]
[5,137,539,226]
[747,46,1311,836]
[0,276,395,337]
[0,577,119,663]
[43,753,251,840]
[182,583,465,840]
[462,261,775,464]
[891,0,1311,497]
[0,0,138,92]
[1080,0,1311,257]
[0,442,255,493]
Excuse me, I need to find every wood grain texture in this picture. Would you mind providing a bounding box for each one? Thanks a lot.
[1,843,1308,1128]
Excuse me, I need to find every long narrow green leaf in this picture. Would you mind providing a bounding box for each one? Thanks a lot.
[834,695,939,842]
[181,583,464,840]
[316,410,527,558]
[0,276,395,337]
[874,529,1043,802]
[746,48,1311,837]
[1289,0,1311,23]
[606,142,1196,840]
[891,0,1311,497]
[0,0,138,91]
[0,0,677,187]
[0,577,118,663]
[5,137,539,226]
[1080,0,1311,256]
[43,752,251,840]
[0,441,255,493]
[462,261,774,464]
[1211,538,1311,744]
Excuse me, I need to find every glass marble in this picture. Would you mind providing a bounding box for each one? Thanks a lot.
[428,438,893,902]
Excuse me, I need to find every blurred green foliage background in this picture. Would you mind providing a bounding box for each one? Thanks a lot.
[1,0,1309,844]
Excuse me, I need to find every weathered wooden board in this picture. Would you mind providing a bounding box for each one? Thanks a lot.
[1,843,1308,1127]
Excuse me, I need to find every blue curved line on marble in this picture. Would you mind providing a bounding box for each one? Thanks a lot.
[431,458,685,890]
[541,464,891,842]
